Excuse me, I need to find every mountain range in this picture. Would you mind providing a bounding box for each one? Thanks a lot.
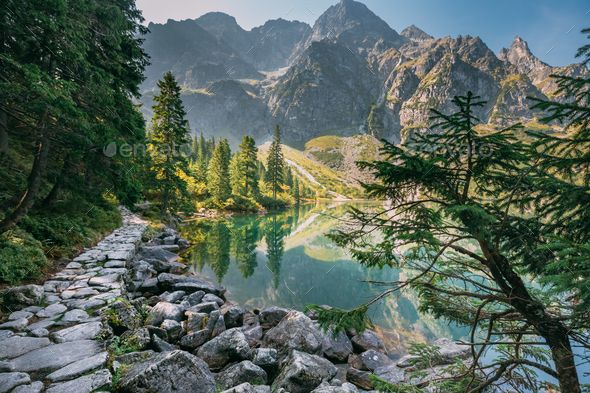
[140,0,588,147]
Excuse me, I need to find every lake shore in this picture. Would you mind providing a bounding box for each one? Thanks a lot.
[0,208,469,392]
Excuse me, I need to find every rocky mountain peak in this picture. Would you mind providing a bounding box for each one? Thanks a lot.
[400,25,433,41]
[290,0,406,62]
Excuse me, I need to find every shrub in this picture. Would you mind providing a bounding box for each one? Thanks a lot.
[0,229,48,284]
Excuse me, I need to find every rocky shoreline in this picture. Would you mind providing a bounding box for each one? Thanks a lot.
[0,209,469,393]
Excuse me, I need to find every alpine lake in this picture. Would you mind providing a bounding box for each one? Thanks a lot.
[179,202,469,357]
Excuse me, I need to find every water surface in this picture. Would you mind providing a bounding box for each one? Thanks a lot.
[181,202,467,354]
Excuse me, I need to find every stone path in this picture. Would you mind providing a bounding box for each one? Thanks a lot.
[0,208,147,393]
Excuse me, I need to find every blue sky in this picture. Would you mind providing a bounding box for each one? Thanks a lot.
[136,0,590,66]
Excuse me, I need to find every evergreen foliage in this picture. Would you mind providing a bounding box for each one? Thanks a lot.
[148,71,191,215]
[265,125,285,204]
[207,139,232,204]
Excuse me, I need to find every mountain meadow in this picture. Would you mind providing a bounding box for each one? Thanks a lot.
[1,0,590,392]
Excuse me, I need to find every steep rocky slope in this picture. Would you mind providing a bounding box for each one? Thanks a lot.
[139,0,589,147]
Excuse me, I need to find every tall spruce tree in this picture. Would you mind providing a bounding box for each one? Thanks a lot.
[148,71,190,215]
[207,138,231,203]
[265,125,285,204]
[230,136,260,198]
[292,177,301,205]
[312,90,590,392]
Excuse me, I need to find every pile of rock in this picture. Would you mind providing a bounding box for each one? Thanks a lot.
[107,229,471,393]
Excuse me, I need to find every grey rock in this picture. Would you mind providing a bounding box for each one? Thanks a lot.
[215,360,267,390]
[259,306,289,328]
[185,291,205,306]
[222,305,245,328]
[251,348,279,372]
[104,260,126,268]
[312,382,359,393]
[0,331,14,340]
[61,309,90,323]
[179,329,209,350]
[11,340,103,375]
[373,363,405,385]
[159,290,186,303]
[345,367,373,390]
[26,319,55,331]
[350,330,385,353]
[349,350,393,371]
[160,319,182,342]
[121,328,152,350]
[0,285,43,308]
[322,330,353,363]
[0,362,12,373]
[88,274,120,286]
[138,247,178,264]
[45,369,111,393]
[189,302,219,314]
[29,328,49,337]
[185,311,208,333]
[202,293,224,306]
[262,311,323,357]
[36,303,67,318]
[145,302,184,326]
[8,311,33,321]
[157,273,224,296]
[118,350,215,393]
[50,321,102,343]
[219,383,270,393]
[104,300,142,331]
[196,328,251,370]
[0,372,30,393]
[11,381,44,393]
[272,350,337,393]
[152,334,176,352]
[241,325,263,347]
[46,352,108,382]
[0,318,28,331]
[0,336,51,359]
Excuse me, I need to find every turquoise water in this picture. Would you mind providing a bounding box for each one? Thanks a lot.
[181,202,467,354]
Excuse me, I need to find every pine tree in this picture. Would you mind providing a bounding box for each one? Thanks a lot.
[292,177,301,205]
[148,71,190,216]
[230,136,260,198]
[284,167,294,189]
[311,91,590,392]
[207,138,231,203]
[265,125,285,204]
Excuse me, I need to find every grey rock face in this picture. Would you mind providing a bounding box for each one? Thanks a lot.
[11,381,44,393]
[215,360,267,390]
[272,350,337,393]
[157,273,225,296]
[263,311,323,357]
[196,328,252,370]
[312,382,359,393]
[118,350,215,393]
[220,383,271,393]
[251,348,279,372]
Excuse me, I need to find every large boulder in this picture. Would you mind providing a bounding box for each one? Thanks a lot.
[350,330,385,353]
[137,246,179,264]
[348,350,393,372]
[196,328,252,370]
[103,300,143,332]
[117,350,215,393]
[262,311,323,357]
[312,382,359,393]
[258,306,289,329]
[0,285,43,308]
[157,273,225,296]
[220,383,270,393]
[215,360,267,390]
[321,330,353,363]
[145,302,184,326]
[272,350,337,393]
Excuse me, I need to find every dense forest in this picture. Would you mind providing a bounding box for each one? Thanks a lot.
[2,0,590,392]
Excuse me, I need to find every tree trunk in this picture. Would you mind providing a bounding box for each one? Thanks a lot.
[0,109,8,158]
[480,243,581,392]
[41,160,67,207]
[0,132,51,234]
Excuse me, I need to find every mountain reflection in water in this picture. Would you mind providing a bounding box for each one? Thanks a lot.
[181,202,467,355]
